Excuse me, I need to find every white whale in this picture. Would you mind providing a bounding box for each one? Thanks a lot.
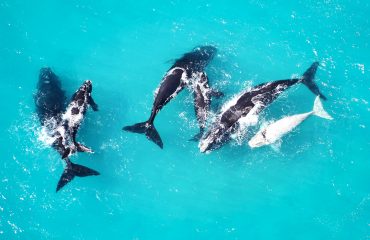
[248,96,333,148]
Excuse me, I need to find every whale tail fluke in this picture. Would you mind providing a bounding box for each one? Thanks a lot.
[56,159,100,192]
[123,121,163,149]
[76,142,94,153]
[301,62,327,100]
[312,96,333,120]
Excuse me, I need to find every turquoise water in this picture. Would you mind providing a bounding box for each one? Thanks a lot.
[1,0,369,239]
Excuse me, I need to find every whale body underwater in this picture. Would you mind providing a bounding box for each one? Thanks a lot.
[35,68,99,192]
[123,46,222,148]
[199,62,327,153]
[35,67,66,126]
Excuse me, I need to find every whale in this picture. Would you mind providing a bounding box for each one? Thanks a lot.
[52,79,99,191]
[54,80,99,159]
[199,62,327,153]
[248,96,333,148]
[35,67,66,126]
[190,71,223,140]
[35,70,99,192]
[123,46,220,148]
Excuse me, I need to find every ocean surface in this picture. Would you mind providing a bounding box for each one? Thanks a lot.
[0,0,369,239]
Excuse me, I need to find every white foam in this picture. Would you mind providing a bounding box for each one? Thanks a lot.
[37,126,57,146]
[354,63,365,74]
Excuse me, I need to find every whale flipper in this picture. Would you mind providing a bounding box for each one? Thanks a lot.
[123,121,163,149]
[88,95,98,111]
[76,142,94,153]
[71,128,94,153]
[189,129,204,141]
[210,89,224,98]
[56,159,100,192]
[301,62,327,100]
[270,139,282,152]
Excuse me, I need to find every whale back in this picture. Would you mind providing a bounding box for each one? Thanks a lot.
[172,46,217,73]
[35,68,66,125]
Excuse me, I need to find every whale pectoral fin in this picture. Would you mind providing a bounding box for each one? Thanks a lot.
[71,126,91,154]
[199,72,223,99]
[165,58,175,64]
[76,142,94,153]
[189,129,204,142]
[88,95,98,111]
[270,139,282,153]
[210,89,224,98]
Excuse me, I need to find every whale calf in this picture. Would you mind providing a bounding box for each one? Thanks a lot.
[123,46,220,148]
[199,62,326,153]
[248,96,333,148]
[191,71,223,140]
[53,80,99,191]
[54,80,99,159]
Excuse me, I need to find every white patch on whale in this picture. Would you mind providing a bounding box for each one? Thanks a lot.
[62,100,85,128]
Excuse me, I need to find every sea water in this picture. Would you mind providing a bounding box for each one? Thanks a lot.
[0,0,369,239]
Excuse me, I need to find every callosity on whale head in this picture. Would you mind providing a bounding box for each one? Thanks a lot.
[177,45,218,72]
[192,45,217,64]
[80,80,93,93]
[196,45,217,57]
[39,67,54,81]
[35,67,66,125]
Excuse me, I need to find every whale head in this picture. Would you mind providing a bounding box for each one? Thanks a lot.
[194,45,217,61]
[198,127,225,153]
[81,80,93,93]
[39,67,53,80]
[248,130,268,148]
[38,67,61,87]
